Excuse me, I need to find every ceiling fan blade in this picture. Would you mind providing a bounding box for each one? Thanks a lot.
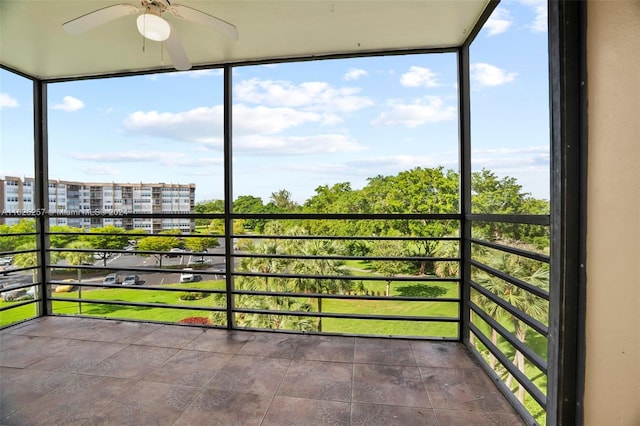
[63,3,140,35]
[165,23,192,71]
[168,4,239,41]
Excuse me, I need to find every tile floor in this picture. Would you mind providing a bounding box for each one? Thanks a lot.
[0,317,524,425]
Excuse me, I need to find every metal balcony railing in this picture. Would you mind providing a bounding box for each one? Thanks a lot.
[1,210,550,424]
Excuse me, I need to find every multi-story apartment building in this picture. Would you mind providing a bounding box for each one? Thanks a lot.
[0,177,195,233]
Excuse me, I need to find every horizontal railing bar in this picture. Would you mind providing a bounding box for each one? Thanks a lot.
[47,248,457,263]
[470,238,550,263]
[467,213,550,226]
[48,280,227,294]
[232,307,458,322]
[0,248,39,257]
[233,325,459,341]
[469,279,548,337]
[236,234,460,241]
[470,259,550,300]
[0,281,41,292]
[233,253,460,262]
[470,300,548,373]
[233,271,461,283]
[0,265,37,275]
[47,248,226,258]
[469,321,547,409]
[233,289,460,303]
[0,232,38,237]
[48,297,227,312]
[46,232,225,239]
[36,212,462,220]
[0,298,38,312]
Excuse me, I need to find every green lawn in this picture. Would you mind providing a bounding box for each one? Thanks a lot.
[1,276,460,337]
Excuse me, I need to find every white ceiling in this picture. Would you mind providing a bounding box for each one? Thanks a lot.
[0,0,492,80]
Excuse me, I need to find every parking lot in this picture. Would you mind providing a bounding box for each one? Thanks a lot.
[0,247,229,294]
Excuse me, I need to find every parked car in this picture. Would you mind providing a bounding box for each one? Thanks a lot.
[103,273,119,285]
[167,248,184,258]
[122,275,139,285]
[1,288,32,302]
[0,256,13,266]
[180,268,195,283]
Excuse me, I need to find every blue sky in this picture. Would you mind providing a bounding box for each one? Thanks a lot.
[1,0,549,204]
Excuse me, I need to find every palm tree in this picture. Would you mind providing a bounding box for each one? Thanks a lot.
[292,239,352,332]
[239,239,291,292]
[474,246,549,403]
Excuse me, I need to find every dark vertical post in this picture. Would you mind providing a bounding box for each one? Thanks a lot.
[547,1,587,424]
[458,45,472,344]
[33,79,51,316]
[223,64,235,329]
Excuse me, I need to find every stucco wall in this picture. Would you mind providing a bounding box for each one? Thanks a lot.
[585,1,640,424]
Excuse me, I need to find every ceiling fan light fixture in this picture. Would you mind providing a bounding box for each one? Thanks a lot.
[136,13,170,42]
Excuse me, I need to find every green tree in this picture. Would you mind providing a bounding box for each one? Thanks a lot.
[183,234,219,254]
[136,233,181,267]
[471,169,550,247]
[234,195,267,231]
[238,238,292,292]
[383,167,459,275]
[80,225,129,267]
[0,220,37,252]
[369,238,407,296]
[269,189,298,212]
[194,199,224,226]
[49,225,82,248]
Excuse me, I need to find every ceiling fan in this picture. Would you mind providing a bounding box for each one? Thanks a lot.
[62,0,239,71]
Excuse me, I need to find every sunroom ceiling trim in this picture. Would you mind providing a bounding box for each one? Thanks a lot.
[0,0,492,80]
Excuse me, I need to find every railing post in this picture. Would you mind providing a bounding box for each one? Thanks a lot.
[547,1,587,424]
[33,79,51,316]
[458,44,472,344]
[223,64,235,329]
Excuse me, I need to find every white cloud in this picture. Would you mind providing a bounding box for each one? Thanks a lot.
[520,0,547,32]
[125,102,340,144]
[0,93,19,108]
[76,165,120,176]
[471,63,517,87]
[344,68,368,81]
[372,96,456,127]
[400,66,440,88]
[348,155,438,170]
[472,146,549,156]
[485,7,512,36]
[52,96,85,112]
[71,150,223,168]
[471,145,550,175]
[236,134,366,156]
[124,107,223,143]
[234,78,373,112]
[234,105,325,135]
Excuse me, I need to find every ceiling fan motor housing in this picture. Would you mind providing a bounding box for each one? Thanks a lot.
[140,0,171,12]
